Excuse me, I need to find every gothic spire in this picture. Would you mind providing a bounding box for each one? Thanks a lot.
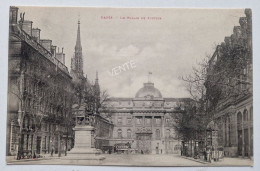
[71,19,83,75]
[95,71,99,84]
[75,19,82,51]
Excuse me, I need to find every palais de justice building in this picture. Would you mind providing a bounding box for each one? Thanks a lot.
[102,81,190,154]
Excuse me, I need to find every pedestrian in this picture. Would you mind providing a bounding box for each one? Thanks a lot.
[204,148,207,161]
[51,146,54,157]
[28,151,32,159]
[208,148,212,163]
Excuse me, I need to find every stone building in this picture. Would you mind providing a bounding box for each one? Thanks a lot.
[206,9,253,157]
[7,7,74,157]
[101,81,191,154]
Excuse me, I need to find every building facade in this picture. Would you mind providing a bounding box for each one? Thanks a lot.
[7,7,75,157]
[101,81,190,154]
[206,9,253,157]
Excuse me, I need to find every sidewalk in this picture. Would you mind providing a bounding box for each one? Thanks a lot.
[6,154,62,164]
[180,156,208,164]
[180,155,253,166]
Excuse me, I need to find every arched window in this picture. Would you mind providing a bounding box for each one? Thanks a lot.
[118,129,122,138]
[226,116,231,146]
[250,107,253,121]
[166,129,170,138]
[237,112,242,130]
[243,109,248,121]
[156,129,160,140]
[237,112,242,124]
[127,129,132,139]
[117,117,122,125]
[22,116,26,129]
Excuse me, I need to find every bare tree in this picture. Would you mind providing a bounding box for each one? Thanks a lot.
[176,38,252,157]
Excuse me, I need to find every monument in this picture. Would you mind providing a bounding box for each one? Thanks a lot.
[63,104,105,164]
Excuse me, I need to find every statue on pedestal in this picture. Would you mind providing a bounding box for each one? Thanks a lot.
[62,103,105,163]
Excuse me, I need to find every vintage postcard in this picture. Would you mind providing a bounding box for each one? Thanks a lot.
[6,6,253,166]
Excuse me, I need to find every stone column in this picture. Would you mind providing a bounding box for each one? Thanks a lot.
[23,134,27,150]
[152,116,154,140]
[234,112,238,146]
[162,116,164,138]
[133,116,136,140]
[248,126,251,157]
[58,133,61,157]
[28,134,31,152]
[226,117,229,146]
[142,116,145,126]
[242,113,245,157]
[162,116,165,154]
[222,117,225,147]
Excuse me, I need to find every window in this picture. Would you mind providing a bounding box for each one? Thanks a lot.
[145,117,151,126]
[250,107,253,121]
[127,129,132,139]
[237,112,242,124]
[243,109,248,121]
[127,118,132,125]
[155,117,161,125]
[136,117,142,125]
[156,129,160,140]
[165,118,170,125]
[166,129,170,138]
[118,129,122,138]
[242,68,247,90]
[117,117,122,125]
[44,136,47,150]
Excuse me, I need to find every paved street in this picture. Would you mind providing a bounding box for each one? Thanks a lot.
[6,154,253,166]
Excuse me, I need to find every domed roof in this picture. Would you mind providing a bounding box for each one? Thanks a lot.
[135,82,162,98]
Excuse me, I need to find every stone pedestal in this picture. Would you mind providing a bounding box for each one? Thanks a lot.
[63,125,105,163]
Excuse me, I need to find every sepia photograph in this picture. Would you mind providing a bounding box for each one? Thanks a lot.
[6,6,253,166]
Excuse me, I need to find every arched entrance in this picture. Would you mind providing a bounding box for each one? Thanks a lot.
[136,133,152,154]
[237,112,242,156]
[243,109,249,157]
[250,107,253,156]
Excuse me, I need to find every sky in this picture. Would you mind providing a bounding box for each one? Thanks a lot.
[18,7,245,98]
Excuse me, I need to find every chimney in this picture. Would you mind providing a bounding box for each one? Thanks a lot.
[230,34,236,47]
[56,47,66,64]
[9,6,19,24]
[233,26,241,37]
[62,48,65,65]
[32,28,41,43]
[63,53,66,64]
[62,48,65,64]
[245,8,252,50]
[21,20,33,36]
[245,8,252,19]
[239,17,247,28]
[224,37,231,47]
[40,39,52,52]
[51,45,57,57]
